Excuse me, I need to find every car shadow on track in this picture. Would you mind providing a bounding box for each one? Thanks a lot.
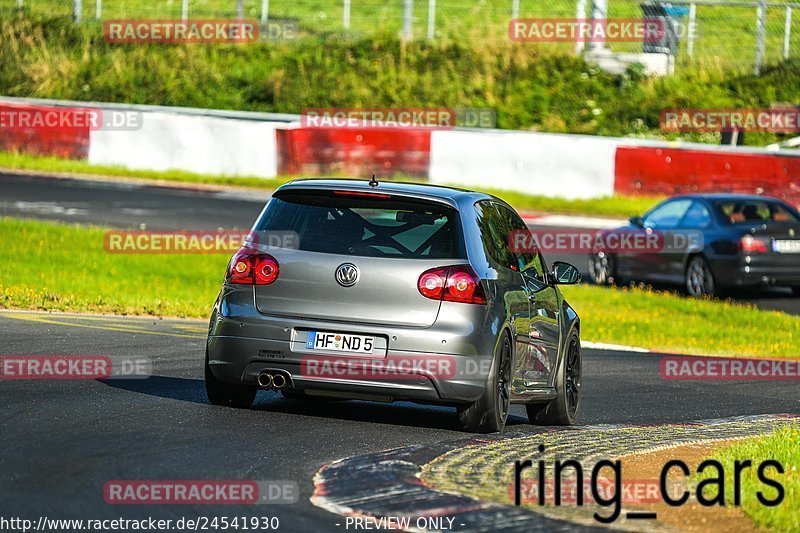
[99,376,209,404]
[255,396,530,431]
[98,376,530,431]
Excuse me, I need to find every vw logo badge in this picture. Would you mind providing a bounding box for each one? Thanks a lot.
[335,263,359,287]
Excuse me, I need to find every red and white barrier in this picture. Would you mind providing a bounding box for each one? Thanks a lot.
[429,130,619,199]
[614,145,800,203]
[0,101,91,159]
[275,126,430,177]
[2,98,799,205]
[89,112,279,177]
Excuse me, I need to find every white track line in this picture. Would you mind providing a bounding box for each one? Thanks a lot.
[523,214,624,229]
[582,341,651,353]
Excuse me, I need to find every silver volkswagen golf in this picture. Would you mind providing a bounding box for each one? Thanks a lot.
[205,179,582,432]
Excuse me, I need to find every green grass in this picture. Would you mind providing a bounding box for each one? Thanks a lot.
[560,284,800,358]
[0,150,663,218]
[9,0,800,72]
[3,217,800,357]
[0,217,229,317]
[2,13,800,146]
[0,150,295,189]
[485,187,661,218]
[695,425,800,532]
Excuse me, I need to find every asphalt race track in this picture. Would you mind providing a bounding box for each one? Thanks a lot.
[2,172,800,531]
[1,311,798,531]
[0,172,269,230]
[3,172,799,314]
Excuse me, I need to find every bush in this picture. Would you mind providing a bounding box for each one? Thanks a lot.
[2,12,799,145]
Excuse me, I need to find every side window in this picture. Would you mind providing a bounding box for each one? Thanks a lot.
[643,199,692,229]
[497,204,545,276]
[719,201,800,224]
[679,201,712,228]
[475,201,515,270]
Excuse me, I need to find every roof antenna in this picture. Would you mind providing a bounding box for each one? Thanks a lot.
[368,175,379,187]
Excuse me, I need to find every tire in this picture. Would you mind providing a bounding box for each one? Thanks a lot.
[588,251,614,285]
[527,333,581,426]
[205,355,257,408]
[791,286,800,297]
[685,255,717,297]
[457,332,513,433]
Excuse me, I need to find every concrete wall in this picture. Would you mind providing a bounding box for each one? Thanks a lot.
[3,97,800,205]
[429,130,620,199]
[88,112,279,178]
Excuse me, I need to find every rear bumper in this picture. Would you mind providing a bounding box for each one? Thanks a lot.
[206,286,496,403]
[712,256,800,288]
[208,336,488,403]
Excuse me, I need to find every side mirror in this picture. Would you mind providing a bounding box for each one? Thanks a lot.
[551,261,581,285]
[629,216,644,227]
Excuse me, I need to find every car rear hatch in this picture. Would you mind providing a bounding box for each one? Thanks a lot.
[249,187,467,327]
[719,198,800,274]
[750,222,800,251]
[746,221,800,274]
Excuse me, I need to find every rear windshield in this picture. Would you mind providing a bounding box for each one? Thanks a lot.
[716,200,799,225]
[254,190,466,259]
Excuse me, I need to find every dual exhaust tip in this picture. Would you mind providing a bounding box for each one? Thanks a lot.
[257,371,289,390]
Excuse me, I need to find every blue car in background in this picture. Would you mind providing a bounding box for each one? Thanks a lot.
[589,193,800,297]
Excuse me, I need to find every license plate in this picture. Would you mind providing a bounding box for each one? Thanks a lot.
[306,331,374,354]
[773,240,800,253]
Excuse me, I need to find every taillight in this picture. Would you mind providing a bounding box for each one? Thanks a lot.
[227,247,280,285]
[739,235,769,254]
[418,267,448,300]
[417,265,487,305]
[445,267,483,303]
